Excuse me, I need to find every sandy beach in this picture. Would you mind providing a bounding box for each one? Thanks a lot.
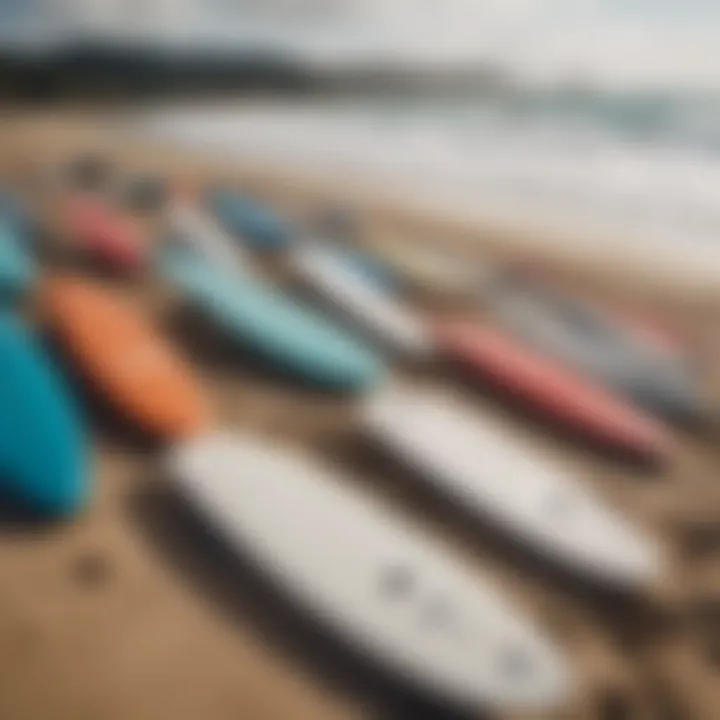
[1,109,720,719]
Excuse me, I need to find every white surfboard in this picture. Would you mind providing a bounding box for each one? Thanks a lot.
[168,432,570,712]
[360,385,662,589]
[166,202,249,272]
[289,244,433,359]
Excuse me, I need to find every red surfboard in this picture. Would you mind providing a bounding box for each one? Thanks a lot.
[436,320,675,462]
[63,196,146,272]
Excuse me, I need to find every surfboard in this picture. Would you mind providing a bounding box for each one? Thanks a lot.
[123,175,167,212]
[160,247,384,392]
[496,266,687,361]
[309,204,359,244]
[206,188,290,250]
[64,154,114,191]
[0,314,87,517]
[436,320,674,462]
[63,196,147,273]
[168,431,570,712]
[361,385,662,587]
[0,217,36,298]
[165,201,249,273]
[42,276,211,441]
[290,244,433,359]
[602,303,685,355]
[486,279,703,426]
[330,247,399,294]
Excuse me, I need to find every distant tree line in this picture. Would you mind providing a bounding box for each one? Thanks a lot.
[0,44,512,103]
[0,44,317,102]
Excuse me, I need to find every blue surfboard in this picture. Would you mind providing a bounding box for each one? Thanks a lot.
[311,204,359,244]
[206,188,291,251]
[160,247,384,392]
[0,315,88,517]
[0,218,36,299]
[331,248,399,294]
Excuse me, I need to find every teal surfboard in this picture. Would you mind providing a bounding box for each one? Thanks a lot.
[206,188,291,250]
[160,247,384,391]
[0,217,36,299]
[0,191,27,227]
[0,315,88,517]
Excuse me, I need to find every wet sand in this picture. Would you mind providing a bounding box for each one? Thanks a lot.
[1,110,720,719]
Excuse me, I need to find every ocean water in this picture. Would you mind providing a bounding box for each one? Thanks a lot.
[137,91,720,270]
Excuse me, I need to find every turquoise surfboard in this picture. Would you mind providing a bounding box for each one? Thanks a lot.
[0,315,88,517]
[160,247,384,392]
[206,188,291,250]
[0,218,36,299]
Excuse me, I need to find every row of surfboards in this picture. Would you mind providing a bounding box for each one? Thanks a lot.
[0,164,698,713]
[44,176,706,453]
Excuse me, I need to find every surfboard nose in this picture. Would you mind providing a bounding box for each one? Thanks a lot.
[32,462,89,518]
[0,452,88,519]
[631,369,707,429]
[206,188,291,250]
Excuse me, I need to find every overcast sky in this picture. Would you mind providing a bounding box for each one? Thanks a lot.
[1,0,718,90]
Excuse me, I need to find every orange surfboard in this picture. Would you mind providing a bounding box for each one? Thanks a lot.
[42,276,211,441]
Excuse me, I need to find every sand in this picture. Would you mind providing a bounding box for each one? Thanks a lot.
[0,109,719,719]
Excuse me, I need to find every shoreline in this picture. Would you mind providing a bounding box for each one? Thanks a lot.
[132,100,720,304]
[6,107,720,306]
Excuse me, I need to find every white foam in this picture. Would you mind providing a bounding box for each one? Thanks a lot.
[135,100,720,281]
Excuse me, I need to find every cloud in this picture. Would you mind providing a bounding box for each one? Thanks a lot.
[499,2,720,88]
[4,0,720,89]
